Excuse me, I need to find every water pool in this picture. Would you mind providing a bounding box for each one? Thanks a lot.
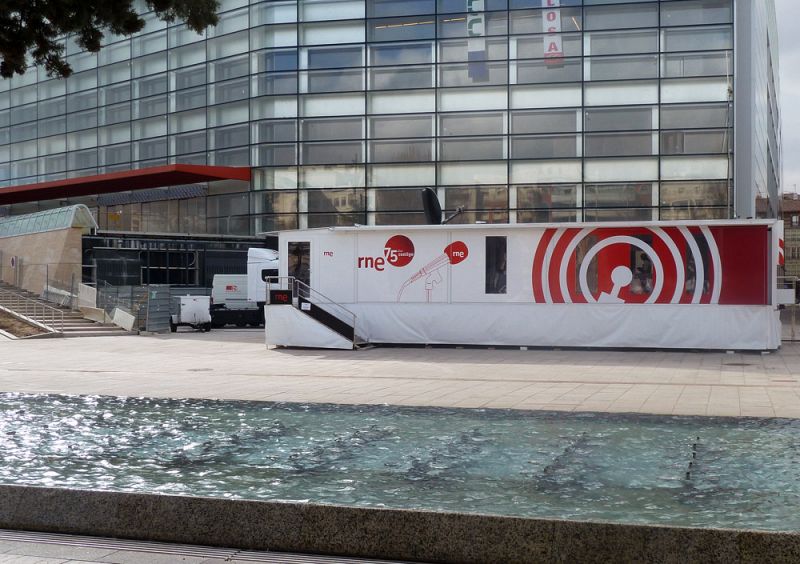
[0,393,797,532]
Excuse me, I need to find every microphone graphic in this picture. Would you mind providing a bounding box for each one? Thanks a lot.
[397,241,469,302]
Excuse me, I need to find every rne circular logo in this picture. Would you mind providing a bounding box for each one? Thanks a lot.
[384,235,415,267]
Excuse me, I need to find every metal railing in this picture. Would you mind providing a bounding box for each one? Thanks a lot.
[265,276,360,348]
[0,287,64,334]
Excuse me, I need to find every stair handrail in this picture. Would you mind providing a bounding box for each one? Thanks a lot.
[265,276,359,348]
[0,286,64,334]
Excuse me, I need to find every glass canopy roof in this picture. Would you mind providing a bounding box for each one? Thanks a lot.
[0,205,98,239]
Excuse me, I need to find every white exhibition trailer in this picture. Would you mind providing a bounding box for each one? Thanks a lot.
[265,220,784,351]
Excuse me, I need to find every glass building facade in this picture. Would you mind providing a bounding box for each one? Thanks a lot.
[0,0,781,235]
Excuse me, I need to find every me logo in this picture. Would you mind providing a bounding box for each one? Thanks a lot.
[358,235,415,271]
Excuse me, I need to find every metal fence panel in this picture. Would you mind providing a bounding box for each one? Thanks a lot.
[145,285,172,333]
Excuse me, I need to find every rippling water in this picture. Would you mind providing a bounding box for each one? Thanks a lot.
[0,393,798,531]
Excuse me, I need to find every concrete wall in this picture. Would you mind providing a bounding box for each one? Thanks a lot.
[0,485,796,564]
[0,229,82,295]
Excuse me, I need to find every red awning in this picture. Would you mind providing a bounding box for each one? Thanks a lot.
[0,164,251,205]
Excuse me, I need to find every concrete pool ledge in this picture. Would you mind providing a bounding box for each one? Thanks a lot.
[0,485,797,564]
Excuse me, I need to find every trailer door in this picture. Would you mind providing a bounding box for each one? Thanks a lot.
[287,241,311,289]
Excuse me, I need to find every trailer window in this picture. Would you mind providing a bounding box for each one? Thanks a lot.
[485,236,507,294]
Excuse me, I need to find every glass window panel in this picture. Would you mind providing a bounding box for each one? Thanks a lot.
[517,58,582,84]
[438,11,508,38]
[256,73,298,96]
[588,55,658,81]
[132,53,167,78]
[208,30,249,60]
[369,163,436,186]
[251,24,298,49]
[135,137,168,160]
[439,161,507,184]
[252,214,299,232]
[98,61,131,86]
[440,137,504,160]
[251,95,298,119]
[209,7,249,35]
[438,86,506,112]
[213,123,250,148]
[370,66,433,90]
[211,77,250,103]
[586,30,658,55]
[441,112,504,136]
[661,77,728,104]
[99,102,131,125]
[66,70,97,93]
[301,93,365,116]
[207,192,249,217]
[369,90,436,114]
[67,109,97,132]
[663,52,733,78]
[11,123,38,143]
[174,66,207,91]
[170,44,207,69]
[516,184,579,208]
[211,55,250,81]
[512,109,579,134]
[98,41,131,65]
[509,8,582,35]
[170,109,206,133]
[516,34,581,60]
[301,20,365,45]
[134,95,168,119]
[512,134,579,158]
[300,165,365,188]
[516,209,578,223]
[303,117,363,140]
[439,38,508,63]
[67,90,97,112]
[38,80,66,100]
[445,186,508,210]
[584,157,658,182]
[373,187,428,211]
[254,120,297,143]
[173,131,207,154]
[307,46,362,69]
[663,26,732,52]
[660,207,727,220]
[585,182,653,207]
[661,129,729,155]
[174,86,207,111]
[251,1,298,26]
[100,83,131,105]
[258,49,298,73]
[307,212,365,227]
[132,117,167,140]
[254,143,297,166]
[132,31,166,57]
[99,143,131,166]
[11,104,37,124]
[440,210,509,224]
[583,208,654,222]
[10,85,37,107]
[661,103,730,129]
[208,100,249,126]
[369,16,436,42]
[302,141,363,164]
[372,211,432,225]
[584,4,658,30]
[660,180,727,207]
[252,190,298,214]
[67,149,98,169]
[135,75,168,98]
[370,139,432,162]
[370,115,433,138]
[439,61,507,87]
[98,123,131,145]
[307,189,365,213]
[585,107,654,133]
[39,116,66,137]
[661,0,732,27]
[585,132,654,156]
[306,69,364,92]
[302,0,365,21]
[368,0,435,18]
[372,43,433,66]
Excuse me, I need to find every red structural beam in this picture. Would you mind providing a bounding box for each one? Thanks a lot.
[0,164,251,205]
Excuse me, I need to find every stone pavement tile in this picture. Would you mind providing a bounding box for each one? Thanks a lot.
[0,556,67,564]
[99,551,208,563]
[0,545,115,563]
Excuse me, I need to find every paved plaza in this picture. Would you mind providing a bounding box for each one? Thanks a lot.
[0,330,799,418]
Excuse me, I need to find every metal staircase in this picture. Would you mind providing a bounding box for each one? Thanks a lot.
[0,282,130,337]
